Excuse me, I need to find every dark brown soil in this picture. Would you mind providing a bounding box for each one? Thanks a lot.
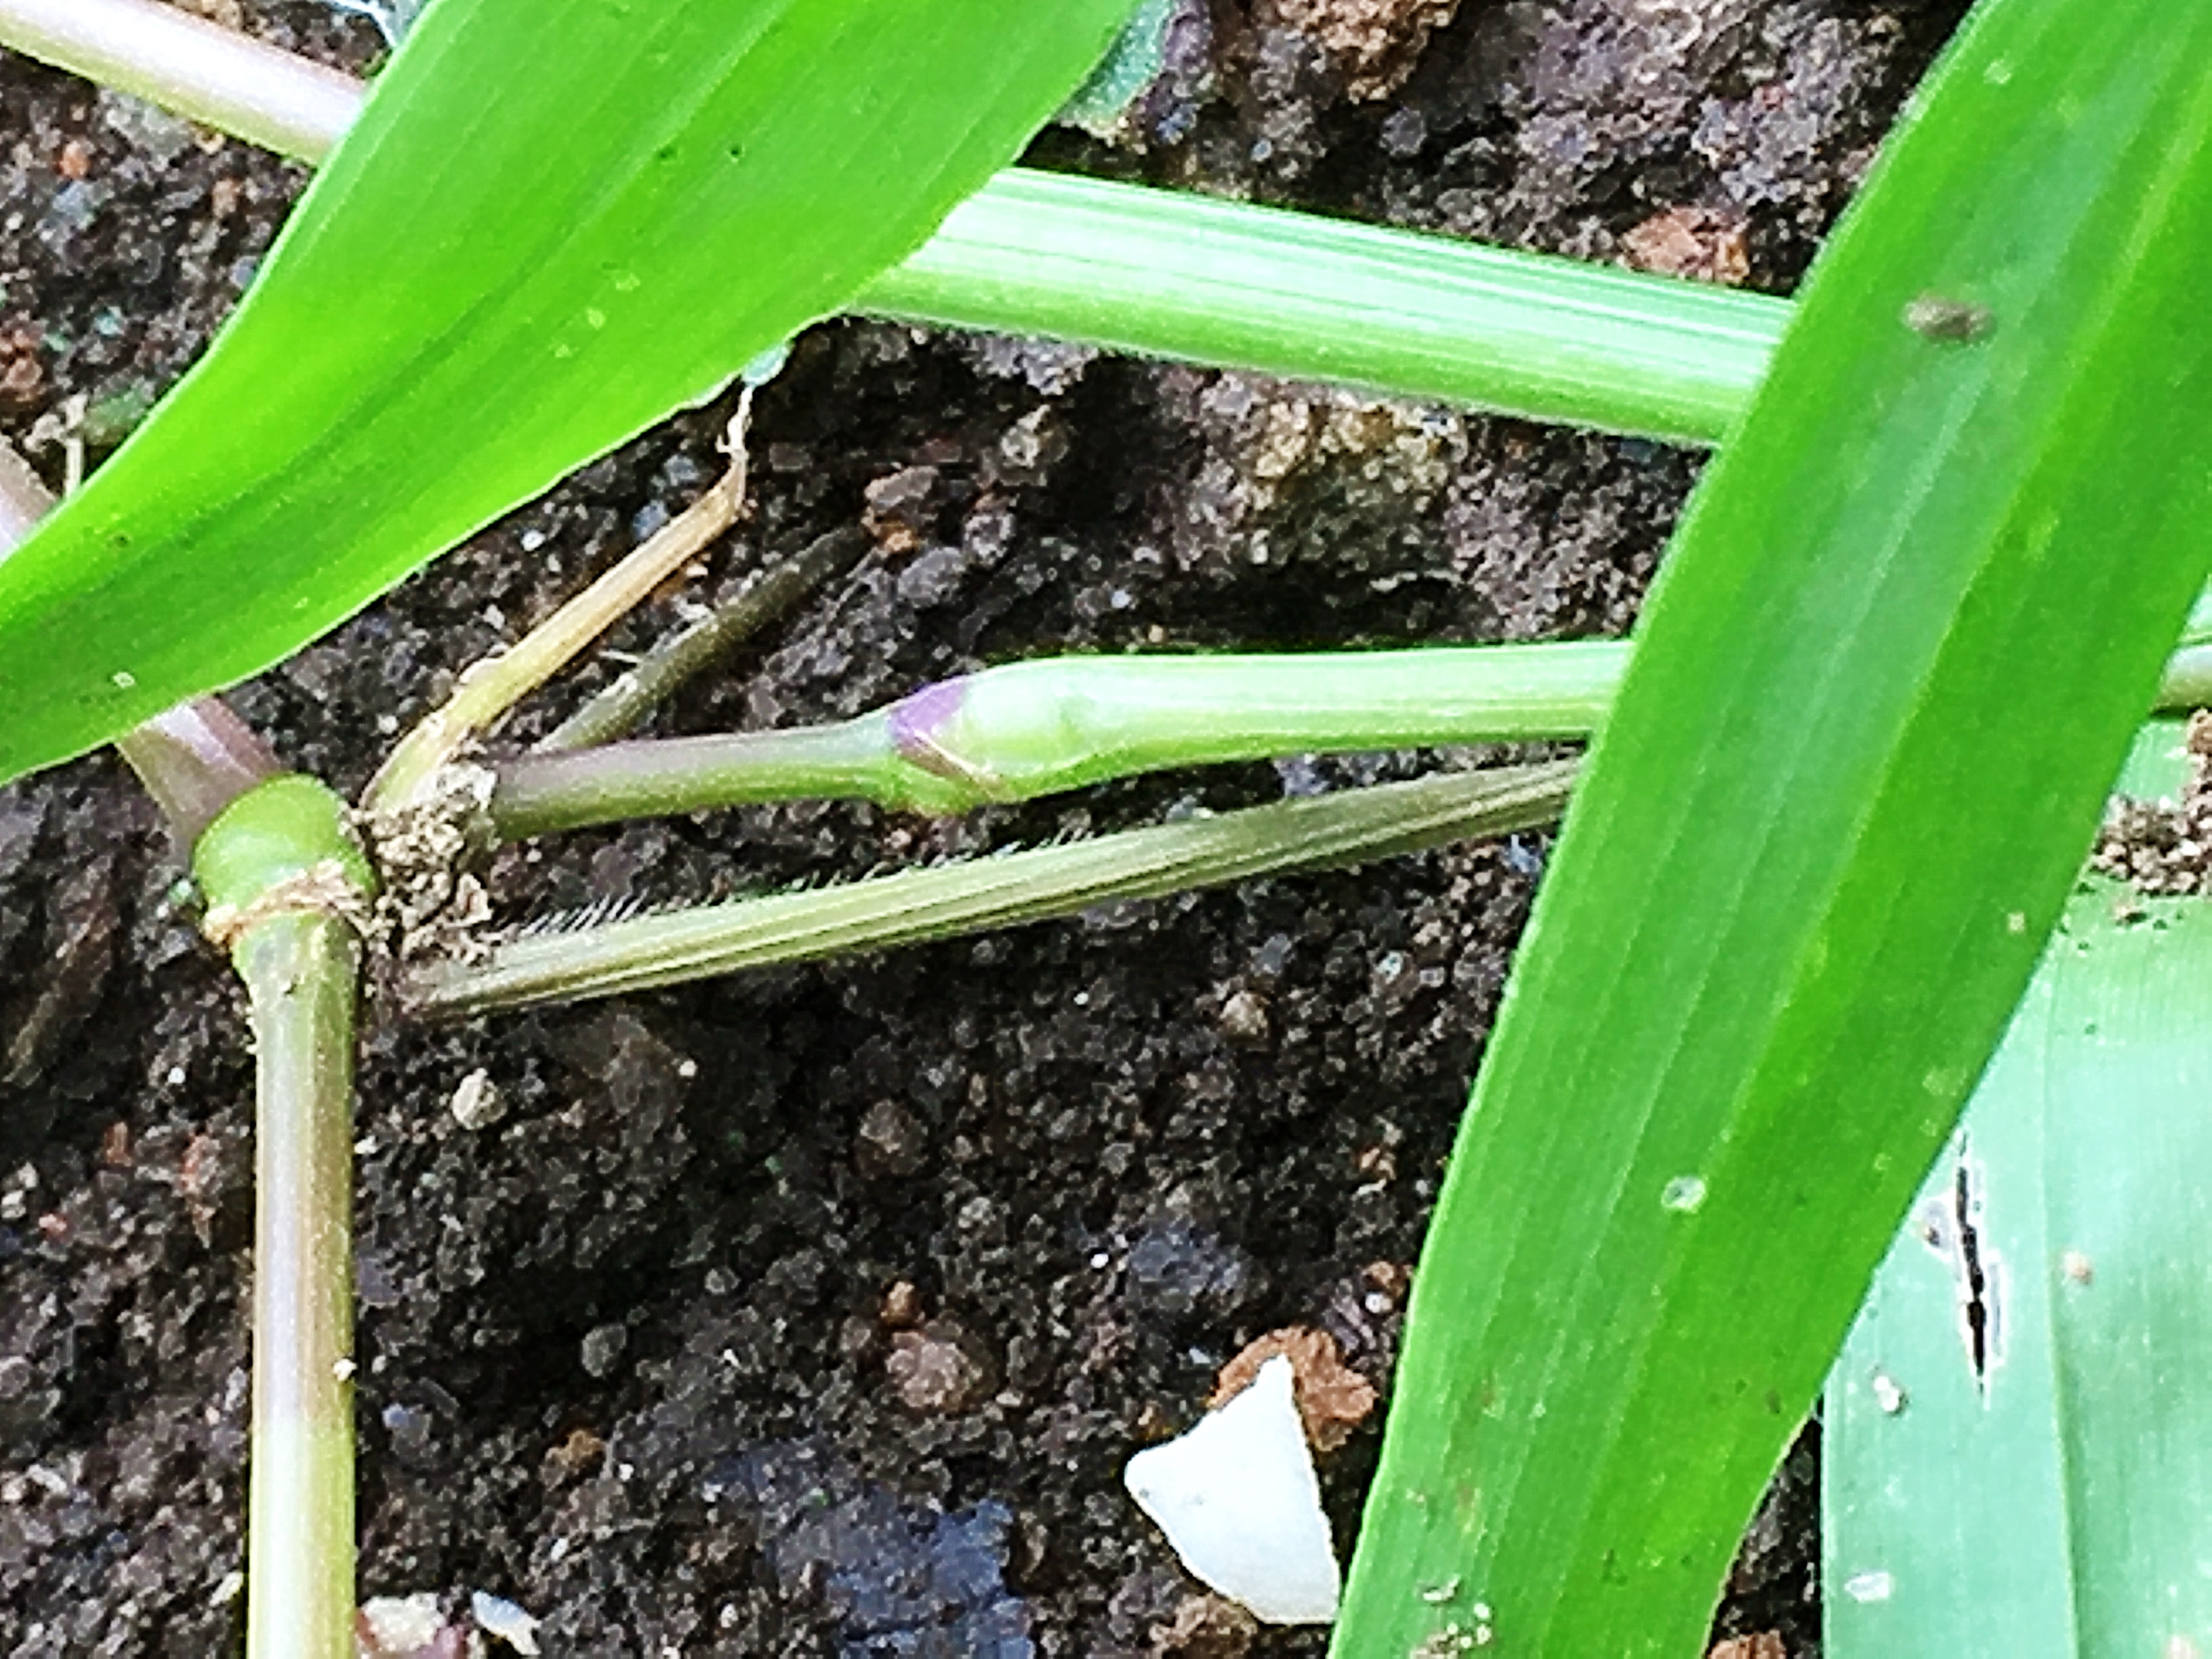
[0,3,1970,1652]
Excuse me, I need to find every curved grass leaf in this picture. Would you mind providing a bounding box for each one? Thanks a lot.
[0,0,1135,783]
[1334,2,2212,1652]
[1827,724,2212,1657]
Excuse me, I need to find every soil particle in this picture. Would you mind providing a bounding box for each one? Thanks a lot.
[703,1438,1036,1655]
[855,1097,929,1176]
[880,1279,926,1329]
[1151,1591,1261,1657]
[1708,1635,1790,1659]
[1622,203,1753,285]
[2094,712,2212,895]
[886,1320,999,1416]
[1209,1326,1376,1451]
[1257,0,1463,100]
[577,1323,628,1381]
[447,1067,506,1131]
[0,1,1976,1652]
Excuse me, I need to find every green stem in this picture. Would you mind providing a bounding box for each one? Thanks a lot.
[0,0,1779,445]
[0,0,362,165]
[537,526,869,753]
[2160,643,2212,710]
[489,632,2212,839]
[411,760,1576,1018]
[194,777,375,1659]
[236,912,359,1659]
[871,169,1782,444]
[490,643,1624,836]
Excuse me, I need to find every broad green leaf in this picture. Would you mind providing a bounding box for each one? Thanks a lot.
[0,0,1135,783]
[1828,723,2212,1657]
[1334,2,2212,1654]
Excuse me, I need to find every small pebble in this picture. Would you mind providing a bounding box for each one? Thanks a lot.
[1216,989,1270,1045]
[470,1591,541,1655]
[355,1593,463,1658]
[886,1319,994,1414]
[880,1279,924,1328]
[448,1069,506,1131]
[854,1099,927,1175]
[579,1323,628,1379]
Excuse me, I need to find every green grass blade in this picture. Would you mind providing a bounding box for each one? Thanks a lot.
[0,8,1789,448]
[0,0,1136,785]
[1333,2,2212,1653]
[1828,724,2212,1657]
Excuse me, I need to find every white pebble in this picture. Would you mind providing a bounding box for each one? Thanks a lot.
[472,1591,541,1654]
[1123,1356,1340,1624]
[449,1069,507,1131]
[357,1595,446,1652]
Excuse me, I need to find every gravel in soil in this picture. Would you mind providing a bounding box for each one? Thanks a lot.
[0,2,1969,1652]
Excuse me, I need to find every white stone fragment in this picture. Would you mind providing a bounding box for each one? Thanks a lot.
[449,1069,507,1131]
[472,1591,541,1654]
[1123,1355,1340,1624]
[356,1594,448,1653]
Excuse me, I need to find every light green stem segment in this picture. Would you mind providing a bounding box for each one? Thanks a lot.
[0,0,362,165]
[236,912,359,1659]
[193,776,373,1659]
[489,635,2212,839]
[489,644,1622,837]
[419,760,1576,1017]
[870,169,1784,444]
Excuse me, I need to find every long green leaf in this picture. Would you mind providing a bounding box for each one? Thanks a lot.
[0,3,1792,449]
[0,0,1134,784]
[1827,724,2212,1657]
[1334,2,2212,1653]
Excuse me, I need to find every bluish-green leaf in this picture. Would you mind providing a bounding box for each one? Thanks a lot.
[0,0,1134,783]
[1335,1,2212,1652]
[1828,722,2212,1658]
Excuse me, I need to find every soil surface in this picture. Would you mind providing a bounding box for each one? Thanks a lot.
[0,2,1969,1653]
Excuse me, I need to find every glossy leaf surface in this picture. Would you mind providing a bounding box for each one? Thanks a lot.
[1335,2,2212,1652]
[0,0,1134,782]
